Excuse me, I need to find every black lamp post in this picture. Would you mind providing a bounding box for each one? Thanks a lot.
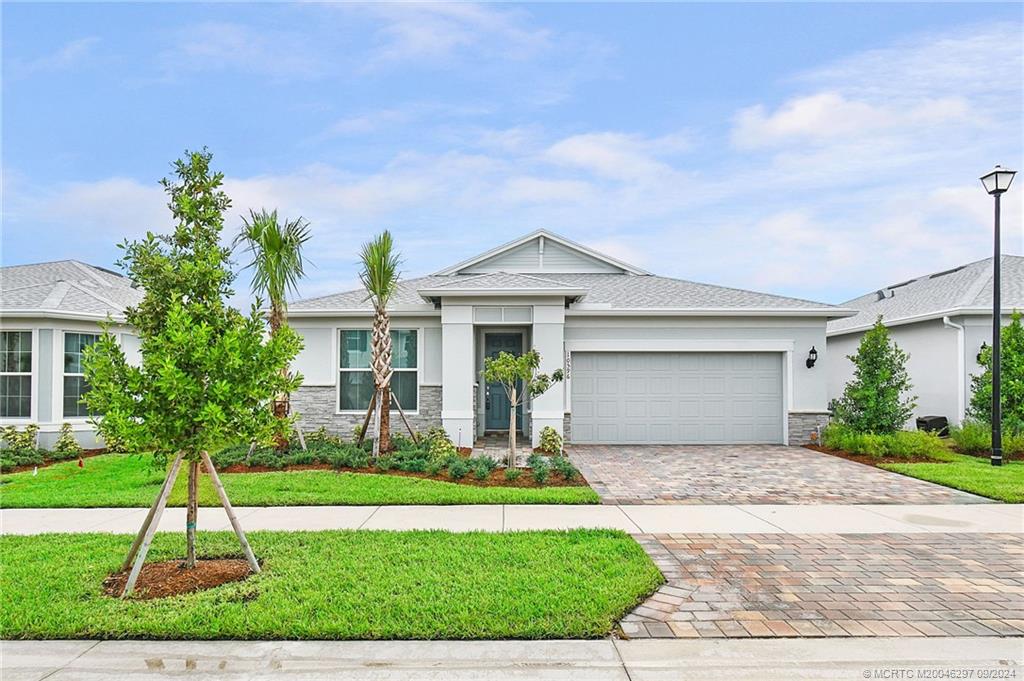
[979,165,1017,467]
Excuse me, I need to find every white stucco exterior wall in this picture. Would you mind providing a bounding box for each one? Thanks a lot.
[530,304,566,447]
[825,316,1003,428]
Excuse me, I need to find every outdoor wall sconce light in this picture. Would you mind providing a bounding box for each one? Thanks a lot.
[978,342,988,364]
[806,346,818,368]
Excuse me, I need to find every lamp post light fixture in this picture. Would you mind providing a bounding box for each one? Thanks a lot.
[979,165,1016,467]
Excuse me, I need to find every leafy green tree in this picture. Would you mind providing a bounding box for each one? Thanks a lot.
[235,208,311,449]
[482,350,563,468]
[969,312,1024,433]
[84,150,301,588]
[832,317,916,433]
[358,231,401,457]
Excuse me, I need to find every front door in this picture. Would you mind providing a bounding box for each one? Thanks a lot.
[484,333,524,432]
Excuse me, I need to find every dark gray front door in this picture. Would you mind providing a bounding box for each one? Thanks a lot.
[485,333,524,431]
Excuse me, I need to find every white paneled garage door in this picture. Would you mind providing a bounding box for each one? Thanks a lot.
[570,352,784,444]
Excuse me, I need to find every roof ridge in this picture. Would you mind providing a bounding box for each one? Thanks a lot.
[959,258,996,308]
[427,271,582,289]
[68,260,115,287]
[290,274,438,306]
[63,280,129,314]
[40,281,72,309]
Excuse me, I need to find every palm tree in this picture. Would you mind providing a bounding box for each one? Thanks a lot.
[235,209,311,446]
[359,231,401,456]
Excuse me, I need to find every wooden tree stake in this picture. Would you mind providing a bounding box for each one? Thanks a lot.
[200,450,260,574]
[356,399,376,446]
[122,452,185,597]
[121,451,185,572]
[391,394,419,443]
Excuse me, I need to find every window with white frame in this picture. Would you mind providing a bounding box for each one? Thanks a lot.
[339,329,417,411]
[0,331,32,418]
[64,332,99,418]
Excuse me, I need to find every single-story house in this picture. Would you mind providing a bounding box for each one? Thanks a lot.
[289,230,855,447]
[0,260,142,448]
[826,255,1024,428]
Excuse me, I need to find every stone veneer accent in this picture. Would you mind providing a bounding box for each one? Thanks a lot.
[291,385,442,438]
[787,411,831,445]
[562,413,572,443]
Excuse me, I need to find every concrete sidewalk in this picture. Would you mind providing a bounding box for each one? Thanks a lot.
[2,503,1021,535]
[5,638,1020,680]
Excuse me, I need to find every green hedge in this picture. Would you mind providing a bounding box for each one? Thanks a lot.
[820,424,952,460]
[949,419,1024,456]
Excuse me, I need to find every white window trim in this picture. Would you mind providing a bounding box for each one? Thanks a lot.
[336,327,422,415]
[0,329,35,422]
[61,330,99,422]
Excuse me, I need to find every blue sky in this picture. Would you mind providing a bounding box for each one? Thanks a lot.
[3,2,1022,306]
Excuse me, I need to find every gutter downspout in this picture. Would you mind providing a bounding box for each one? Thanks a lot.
[943,316,966,425]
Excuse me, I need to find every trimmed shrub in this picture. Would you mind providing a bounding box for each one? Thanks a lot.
[538,426,563,455]
[54,424,83,457]
[447,458,471,480]
[821,423,949,460]
[425,427,457,461]
[531,458,551,484]
[504,467,522,482]
[471,455,498,480]
[551,456,579,481]
[2,424,39,451]
[950,419,1024,457]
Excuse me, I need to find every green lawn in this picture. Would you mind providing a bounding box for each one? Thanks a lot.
[0,454,599,507]
[0,529,661,640]
[881,453,1024,503]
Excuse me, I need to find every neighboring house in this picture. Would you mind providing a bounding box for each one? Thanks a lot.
[289,230,854,447]
[826,256,1024,428]
[0,260,143,448]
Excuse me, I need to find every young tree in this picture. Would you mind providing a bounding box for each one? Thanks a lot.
[234,208,311,449]
[358,231,401,457]
[84,149,301,596]
[481,349,563,468]
[969,312,1024,433]
[832,317,916,433]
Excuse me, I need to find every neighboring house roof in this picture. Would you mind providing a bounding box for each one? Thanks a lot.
[291,231,852,317]
[827,255,1024,335]
[0,260,143,320]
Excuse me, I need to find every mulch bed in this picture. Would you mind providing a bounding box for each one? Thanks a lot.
[803,444,938,466]
[1,448,106,475]
[217,461,588,488]
[103,558,253,600]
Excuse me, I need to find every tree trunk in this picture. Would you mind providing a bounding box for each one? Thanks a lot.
[185,458,199,569]
[371,306,393,453]
[508,385,517,469]
[269,301,290,452]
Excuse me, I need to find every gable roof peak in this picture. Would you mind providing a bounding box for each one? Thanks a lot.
[433,229,651,276]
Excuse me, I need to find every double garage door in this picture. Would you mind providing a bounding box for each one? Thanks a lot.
[570,352,783,444]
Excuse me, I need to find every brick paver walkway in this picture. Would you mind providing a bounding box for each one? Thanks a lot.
[567,445,987,505]
[620,532,1024,638]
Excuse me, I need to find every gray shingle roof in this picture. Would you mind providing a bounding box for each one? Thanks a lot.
[828,255,1024,334]
[423,272,585,291]
[292,272,840,313]
[0,260,143,318]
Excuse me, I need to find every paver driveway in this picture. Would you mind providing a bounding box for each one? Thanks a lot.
[567,445,987,505]
[621,532,1024,639]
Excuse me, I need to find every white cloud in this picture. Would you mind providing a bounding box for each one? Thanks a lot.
[499,177,593,204]
[163,22,323,79]
[732,92,970,149]
[544,131,690,181]
[356,3,551,66]
[8,37,100,77]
